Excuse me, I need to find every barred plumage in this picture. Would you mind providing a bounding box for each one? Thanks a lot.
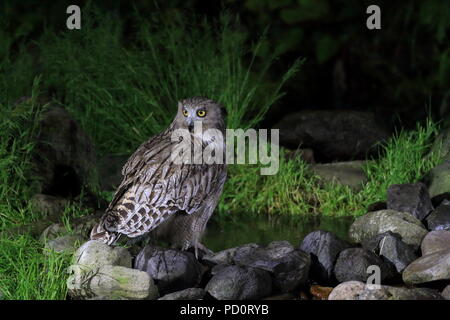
[90,97,227,255]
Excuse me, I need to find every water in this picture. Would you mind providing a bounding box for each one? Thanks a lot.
[203,213,355,251]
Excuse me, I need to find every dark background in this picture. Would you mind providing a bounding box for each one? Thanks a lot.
[3,0,449,131]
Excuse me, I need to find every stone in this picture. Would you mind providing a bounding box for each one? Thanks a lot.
[205,265,272,300]
[310,161,368,192]
[358,285,444,300]
[44,234,86,254]
[67,264,158,300]
[40,213,102,242]
[420,230,450,255]
[362,231,418,273]
[328,281,365,300]
[202,243,259,266]
[333,248,396,283]
[349,209,428,249]
[403,248,450,284]
[30,194,68,219]
[387,183,433,221]
[134,246,202,295]
[299,230,350,283]
[310,285,333,300]
[426,200,450,231]
[274,110,389,162]
[441,285,450,300]
[233,241,311,292]
[72,240,132,268]
[158,288,205,300]
[431,192,450,208]
[425,160,450,198]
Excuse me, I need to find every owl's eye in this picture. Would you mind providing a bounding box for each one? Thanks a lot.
[182,109,189,117]
[197,110,206,117]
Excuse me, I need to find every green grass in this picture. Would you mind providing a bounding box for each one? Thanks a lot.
[0,5,445,299]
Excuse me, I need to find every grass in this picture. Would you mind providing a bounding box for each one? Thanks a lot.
[0,6,445,299]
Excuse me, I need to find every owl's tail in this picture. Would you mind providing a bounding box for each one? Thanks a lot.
[90,222,120,245]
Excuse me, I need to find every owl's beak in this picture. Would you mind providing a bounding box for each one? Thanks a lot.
[187,119,194,132]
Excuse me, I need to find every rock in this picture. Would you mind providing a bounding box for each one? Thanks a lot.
[299,230,351,283]
[72,240,132,268]
[97,154,129,191]
[284,148,315,164]
[425,160,450,198]
[328,281,365,300]
[349,209,428,249]
[310,285,333,300]
[358,285,444,300]
[274,110,389,161]
[420,230,450,255]
[202,243,259,266]
[310,161,368,192]
[30,194,68,219]
[32,106,96,197]
[333,248,396,283]
[262,293,296,300]
[158,288,205,300]
[233,241,311,292]
[134,246,202,295]
[386,183,433,221]
[362,231,418,273]
[425,200,450,231]
[67,264,158,300]
[429,126,450,161]
[403,248,450,284]
[40,213,102,242]
[44,234,86,254]
[205,265,272,300]
[431,192,450,208]
[442,285,450,300]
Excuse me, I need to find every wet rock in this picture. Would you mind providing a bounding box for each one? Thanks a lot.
[310,161,368,192]
[425,160,450,198]
[233,241,311,292]
[205,265,272,300]
[158,288,205,300]
[30,194,68,218]
[358,285,444,300]
[32,106,96,197]
[420,230,450,255]
[310,285,333,300]
[349,209,428,249]
[442,285,450,300]
[425,200,450,231]
[67,265,158,300]
[44,234,86,254]
[274,110,389,161]
[72,240,132,268]
[333,248,396,283]
[328,281,365,300]
[202,243,259,266]
[362,231,418,273]
[387,183,433,221]
[134,246,202,295]
[402,248,450,284]
[299,230,350,283]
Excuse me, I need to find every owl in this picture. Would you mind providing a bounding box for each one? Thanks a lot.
[90,97,227,257]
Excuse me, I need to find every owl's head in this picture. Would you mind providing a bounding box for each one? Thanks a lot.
[175,97,227,132]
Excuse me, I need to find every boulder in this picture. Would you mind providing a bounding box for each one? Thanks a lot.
[202,243,259,266]
[362,231,418,273]
[442,285,450,300]
[328,281,366,300]
[67,265,158,300]
[349,210,428,249]
[420,230,450,255]
[425,160,450,198]
[358,285,444,300]
[333,248,396,283]
[274,110,389,161]
[233,241,311,292]
[310,161,368,192]
[205,265,272,300]
[386,183,433,221]
[72,240,132,268]
[402,248,450,284]
[134,246,202,295]
[299,230,351,283]
[425,200,450,231]
[44,234,86,254]
[158,288,205,300]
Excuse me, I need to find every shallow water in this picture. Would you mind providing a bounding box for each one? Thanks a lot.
[203,213,355,251]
